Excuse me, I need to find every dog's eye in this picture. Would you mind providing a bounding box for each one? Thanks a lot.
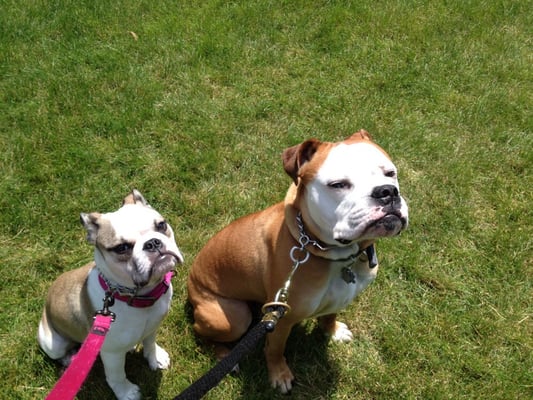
[328,180,352,190]
[156,220,168,233]
[110,243,134,255]
[384,170,396,178]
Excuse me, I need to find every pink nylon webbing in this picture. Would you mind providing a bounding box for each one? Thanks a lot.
[45,314,113,400]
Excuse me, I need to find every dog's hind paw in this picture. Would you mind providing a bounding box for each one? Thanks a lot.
[145,343,170,370]
[57,347,79,367]
[330,321,353,343]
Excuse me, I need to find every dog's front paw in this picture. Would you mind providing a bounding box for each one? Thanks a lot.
[108,379,141,400]
[330,321,353,343]
[268,358,294,394]
[145,343,170,370]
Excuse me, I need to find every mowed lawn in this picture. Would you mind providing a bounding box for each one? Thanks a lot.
[0,1,531,399]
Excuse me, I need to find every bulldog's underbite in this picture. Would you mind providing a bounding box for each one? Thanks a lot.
[187,130,409,393]
[38,190,183,400]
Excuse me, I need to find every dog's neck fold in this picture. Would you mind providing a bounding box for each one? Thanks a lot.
[284,184,373,262]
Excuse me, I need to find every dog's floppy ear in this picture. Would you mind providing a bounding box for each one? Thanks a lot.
[80,212,101,244]
[122,189,149,206]
[282,139,320,185]
[347,129,373,142]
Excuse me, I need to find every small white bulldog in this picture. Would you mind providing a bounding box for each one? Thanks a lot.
[38,190,183,400]
[188,130,409,393]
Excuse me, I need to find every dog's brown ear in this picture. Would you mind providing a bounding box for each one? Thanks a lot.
[123,189,148,206]
[347,129,373,142]
[282,139,320,185]
[80,212,101,244]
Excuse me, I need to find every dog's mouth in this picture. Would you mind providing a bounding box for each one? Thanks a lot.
[336,210,407,245]
[132,250,183,287]
[152,250,182,269]
[368,211,407,235]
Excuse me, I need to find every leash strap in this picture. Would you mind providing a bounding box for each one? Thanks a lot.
[173,321,270,400]
[45,314,113,400]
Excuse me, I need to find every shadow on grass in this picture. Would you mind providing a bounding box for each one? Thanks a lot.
[236,323,340,400]
[182,301,340,399]
[44,350,163,400]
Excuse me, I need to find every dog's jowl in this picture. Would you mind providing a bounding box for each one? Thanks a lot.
[38,190,183,400]
[188,130,408,393]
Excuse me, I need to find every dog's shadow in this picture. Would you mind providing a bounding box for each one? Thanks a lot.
[44,350,162,400]
[233,321,339,399]
[181,302,340,399]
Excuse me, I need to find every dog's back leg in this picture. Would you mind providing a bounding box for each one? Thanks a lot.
[191,296,252,359]
[37,310,77,365]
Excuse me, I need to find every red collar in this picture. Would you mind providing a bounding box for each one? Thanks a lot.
[98,271,174,308]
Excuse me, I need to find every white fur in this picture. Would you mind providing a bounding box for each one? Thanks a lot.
[38,193,182,400]
[306,142,408,244]
[331,321,354,343]
[86,269,173,400]
[311,257,379,319]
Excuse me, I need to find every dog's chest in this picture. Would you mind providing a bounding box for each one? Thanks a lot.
[86,270,171,350]
[310,260,377,317]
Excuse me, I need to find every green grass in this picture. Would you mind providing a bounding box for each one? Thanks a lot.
[0,0,531,399]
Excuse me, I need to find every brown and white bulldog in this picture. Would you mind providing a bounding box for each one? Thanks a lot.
[187,130,409,393]
[38,190,183,400]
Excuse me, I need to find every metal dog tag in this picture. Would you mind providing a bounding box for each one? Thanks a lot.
[341,267,356,284]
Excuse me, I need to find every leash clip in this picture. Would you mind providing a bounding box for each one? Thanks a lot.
[95,291,116,322]
[261,300,291,333]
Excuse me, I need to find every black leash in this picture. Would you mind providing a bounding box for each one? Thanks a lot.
[174,304,287,400]
[174,213,370,399]
[173,321,267,400]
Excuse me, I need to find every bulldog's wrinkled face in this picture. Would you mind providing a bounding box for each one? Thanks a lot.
[81,191,183,288]
[302,139,409,246]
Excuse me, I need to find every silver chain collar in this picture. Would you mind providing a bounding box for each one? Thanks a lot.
[96,266,138,297]
[274,212,349,303]
[295,212,335,252]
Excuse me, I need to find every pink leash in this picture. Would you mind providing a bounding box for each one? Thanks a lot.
[45,304,115,400]
[45,271,174,399]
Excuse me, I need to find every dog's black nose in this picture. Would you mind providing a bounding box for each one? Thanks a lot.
[143,238,163,252]
[371,184,399,205]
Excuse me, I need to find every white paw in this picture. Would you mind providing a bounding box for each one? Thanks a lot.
[269,365,294,394]
[145,344,170,370]
[330,321,353,343]
[273,376,293,394]
[109,380,141,400]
